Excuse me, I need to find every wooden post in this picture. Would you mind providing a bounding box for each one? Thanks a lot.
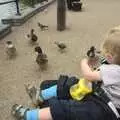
[57,0,66,31]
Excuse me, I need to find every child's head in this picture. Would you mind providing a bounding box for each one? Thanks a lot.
[108,25,120,35]
[101,32,120,65]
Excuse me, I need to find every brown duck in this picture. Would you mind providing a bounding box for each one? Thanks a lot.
[38,22,48,31]
[6,41,16,58]
[54,41,67,51]
[27,29,38,43]
[35,46,48,65]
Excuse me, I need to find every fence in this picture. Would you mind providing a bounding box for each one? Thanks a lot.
[0,0,20,24]
[0,0,49,23]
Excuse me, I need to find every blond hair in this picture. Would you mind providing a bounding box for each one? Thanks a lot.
[108,25,120,35]
[102,32,120,65]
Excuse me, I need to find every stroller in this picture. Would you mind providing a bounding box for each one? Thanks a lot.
[67,0,82,11]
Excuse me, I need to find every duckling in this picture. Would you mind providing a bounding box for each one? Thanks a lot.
[5,41,16,58]
[27,29,38,43]
[87,46,96,58]
[87,46,102,58]
[35,46,48,69]
[87,46,101,70]
[38,22,48,31]
[54,41,67,51]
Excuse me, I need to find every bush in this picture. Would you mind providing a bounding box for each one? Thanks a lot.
[20,0,41,7]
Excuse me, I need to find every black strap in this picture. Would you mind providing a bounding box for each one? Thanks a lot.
[57,75,79,99]
[88,95,119,120]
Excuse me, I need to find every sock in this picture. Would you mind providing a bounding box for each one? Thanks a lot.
[41,85,57,100]
[25,109,39,120]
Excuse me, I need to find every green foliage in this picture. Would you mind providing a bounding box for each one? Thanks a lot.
[20,0,42,7]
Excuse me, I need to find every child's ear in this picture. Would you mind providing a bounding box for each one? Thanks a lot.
[106,54,113,63]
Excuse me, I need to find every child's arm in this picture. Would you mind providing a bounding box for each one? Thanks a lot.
[80,58,101,82]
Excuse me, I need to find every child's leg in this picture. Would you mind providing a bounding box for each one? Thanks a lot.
[12,104,52,120]
[40,80,58,90]
[25,76,79,106]
[12,96,112,120]
[26,108,52,120]
[41,76,79,100]
[41,85,57,100]
[40,107,52,120]
[25,83,57,106]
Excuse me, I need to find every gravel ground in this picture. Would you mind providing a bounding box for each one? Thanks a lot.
[0,0,120,119]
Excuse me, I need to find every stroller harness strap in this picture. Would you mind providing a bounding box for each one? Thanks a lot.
[94,87,120,119]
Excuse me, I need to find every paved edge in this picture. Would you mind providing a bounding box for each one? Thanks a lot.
[0,24,12,40]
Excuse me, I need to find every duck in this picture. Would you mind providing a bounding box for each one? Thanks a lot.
[54,41,67,51]
[38,22,48,31]
[27,29,38,43]
[35,46,48,69]
[87,46,103,70]
[87,46,96,58]
[5,41,16,58]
